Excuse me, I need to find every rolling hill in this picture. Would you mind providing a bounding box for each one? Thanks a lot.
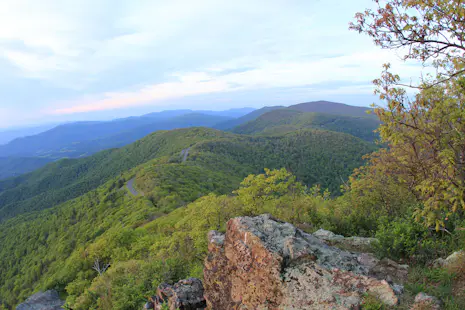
[0,111,245,179]
[0,126,376,222]
[214,106,284,130]
[232,109,381,142]
[288,100,374,117]
[0,113,233,159]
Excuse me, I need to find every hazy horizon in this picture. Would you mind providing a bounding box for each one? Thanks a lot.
[0,0,425,129]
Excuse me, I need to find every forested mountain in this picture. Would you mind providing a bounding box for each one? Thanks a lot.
[0,113,233,159]
[0,109,259,180]
[214,101,375,133]
[0,103,373,180]
[288,100,375,117]
[0,126,375,222]
[214,106,284,130]
[0,128,234,221]
[0,125,376,307]
[232,109,381,142]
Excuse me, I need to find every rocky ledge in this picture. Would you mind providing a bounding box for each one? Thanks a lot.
[147,214,412,309]
[204,214,405,309]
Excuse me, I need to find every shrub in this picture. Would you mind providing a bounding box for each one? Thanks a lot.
[361,293,386,310]
[373,218,450,264]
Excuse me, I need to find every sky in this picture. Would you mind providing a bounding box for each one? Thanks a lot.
[0,0,425,129]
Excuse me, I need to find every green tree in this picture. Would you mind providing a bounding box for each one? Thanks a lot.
[351,0,465,228]
[233,168,305,215]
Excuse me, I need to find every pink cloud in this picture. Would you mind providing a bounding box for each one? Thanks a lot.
[50,78,231,115]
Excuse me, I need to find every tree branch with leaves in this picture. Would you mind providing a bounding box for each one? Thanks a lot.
[350,0,465,84]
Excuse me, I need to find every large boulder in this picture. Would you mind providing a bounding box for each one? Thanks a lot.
[204,214,401,309]
[147,278,206,310]
[16,290,65,310]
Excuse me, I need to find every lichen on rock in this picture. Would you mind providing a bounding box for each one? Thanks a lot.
[203,214,402,309]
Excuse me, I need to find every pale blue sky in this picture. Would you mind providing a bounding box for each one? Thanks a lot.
[0,0,424,128]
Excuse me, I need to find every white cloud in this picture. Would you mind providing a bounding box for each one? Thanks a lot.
[0,0,371,83]
[48,48,427,114]
[0,0,430,125]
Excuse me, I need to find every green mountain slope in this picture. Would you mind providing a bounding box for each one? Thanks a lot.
[232,109,381,142]
[0,126,376,308]
[0,125,377,222]
[214,106,284,130]
[0,128,232,221]
[288,100,374,117]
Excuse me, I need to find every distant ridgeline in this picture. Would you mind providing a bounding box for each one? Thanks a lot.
[0,101,376,180]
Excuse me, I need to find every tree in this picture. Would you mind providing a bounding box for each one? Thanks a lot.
[233,168,305,215]
[92,258,110,276]
[350,0,465,84]
[350,1,465,228]
[376,74,465,228]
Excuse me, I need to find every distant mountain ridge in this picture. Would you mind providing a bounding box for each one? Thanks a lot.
[0,157,54,180]
[0,111,237,159]
[0,101,375,180]
[214,106,285,130]
[0,124,58,145]
[232,109,380,142]
[288,100,374,117]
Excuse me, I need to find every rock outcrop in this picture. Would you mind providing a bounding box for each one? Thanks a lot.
[146,278,206,310]
[203,214,402,309]
[16,290,65,310]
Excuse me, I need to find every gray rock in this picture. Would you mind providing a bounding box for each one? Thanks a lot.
[152,278,206,310]
[204,214,401,309]
[366,255,409,283]
[207,230,224,246]
[313,228,345,240]
[432,250,464,268]
[392,284,404,295]
[411,292,442,309]
[16,290,64,310]
[313,228,378,253]
[316,231,409,284]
